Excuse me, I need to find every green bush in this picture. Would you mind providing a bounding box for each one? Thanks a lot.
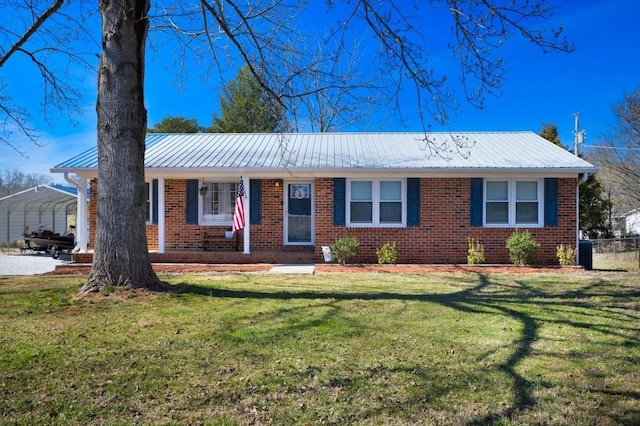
[506,230,540,265]
[376,242,398,264]
[467,237,485,265]
[331,236,360,265]
[556,244,576,266]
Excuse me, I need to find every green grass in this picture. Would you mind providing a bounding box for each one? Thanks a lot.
[1,270,639,425]
[593,251,640,271]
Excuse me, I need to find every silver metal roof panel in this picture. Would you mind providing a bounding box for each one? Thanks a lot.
[52,132,598,174]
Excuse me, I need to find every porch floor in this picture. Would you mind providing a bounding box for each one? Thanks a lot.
[72,249,318,265]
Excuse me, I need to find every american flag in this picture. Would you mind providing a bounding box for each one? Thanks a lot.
[232,177,245,234]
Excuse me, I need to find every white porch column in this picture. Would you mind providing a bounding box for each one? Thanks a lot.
[243,176,250,254]
[158,177,165,253]
[76,177,89,252]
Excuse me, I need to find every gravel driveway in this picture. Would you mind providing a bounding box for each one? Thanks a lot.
[0,253,71,276]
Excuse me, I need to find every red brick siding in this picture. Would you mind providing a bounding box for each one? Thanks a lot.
[87,176,577,265]
[314,177,577,265]
[248,179,286,250]
[161,179,244,251]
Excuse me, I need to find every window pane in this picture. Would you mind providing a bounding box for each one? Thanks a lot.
[487,181,508,201]
[351,181,372,201]
[380,181,401,201]
[350,202,372,223]
[516,202,538,223]
[486,202,508,223]
[380,202,402,223]
[516,181,537,201]
[203,182,236,222]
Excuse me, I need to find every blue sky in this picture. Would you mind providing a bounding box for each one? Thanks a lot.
[2,0,639,179]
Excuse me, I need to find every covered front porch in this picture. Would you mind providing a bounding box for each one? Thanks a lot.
[66,174,320,263]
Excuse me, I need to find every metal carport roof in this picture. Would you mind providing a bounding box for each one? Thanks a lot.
[0,185,78,249]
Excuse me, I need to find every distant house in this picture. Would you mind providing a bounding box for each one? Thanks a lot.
[619,208,640,236]
[51,132,597,265]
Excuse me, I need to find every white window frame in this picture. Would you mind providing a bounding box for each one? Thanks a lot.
[346,178,406,227]
[145,181,153,225]
[483,179,543,227]
[198,180,238,226]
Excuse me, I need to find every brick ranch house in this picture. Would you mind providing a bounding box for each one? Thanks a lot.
[52,132,597,265]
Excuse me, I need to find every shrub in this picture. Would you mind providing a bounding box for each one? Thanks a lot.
[506,230,540,265]
[467,237,485,265]
[331,236,359,265]
[376,242,398,264]
[556,244,576,266]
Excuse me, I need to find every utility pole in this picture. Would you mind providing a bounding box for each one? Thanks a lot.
[573,112,588,268]
[573,112,586,156]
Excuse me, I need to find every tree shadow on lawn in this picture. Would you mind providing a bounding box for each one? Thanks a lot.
[170,275,639,424]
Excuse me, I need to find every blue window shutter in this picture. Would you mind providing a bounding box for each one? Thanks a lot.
[249,179,262,224]
[333,178,346,226]
[152,179,159,224]
[186,179,198,224]
[544,178,559,227]
[470,178,483,226]
[407,178,420,226]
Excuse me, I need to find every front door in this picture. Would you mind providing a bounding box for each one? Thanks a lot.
[285,182,313,245]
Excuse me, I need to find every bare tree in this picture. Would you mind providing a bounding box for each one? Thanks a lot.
[0,168,50,197]
[0,0,98,155]
[596,88,640,209]
[3,0,574,293]
[79,0,165,294]
[286,38,381,132]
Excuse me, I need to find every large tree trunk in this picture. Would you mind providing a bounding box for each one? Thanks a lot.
[80,0,163,294]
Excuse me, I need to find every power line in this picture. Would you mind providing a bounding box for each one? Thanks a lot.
[582,145,640,151]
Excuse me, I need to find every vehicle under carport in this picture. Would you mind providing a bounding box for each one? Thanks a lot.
[0,185,78,252]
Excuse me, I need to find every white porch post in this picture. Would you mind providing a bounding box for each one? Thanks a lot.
[76,177,89,252]
[243,176,250,254]
[576,178,580,266]
[158,177,165,253]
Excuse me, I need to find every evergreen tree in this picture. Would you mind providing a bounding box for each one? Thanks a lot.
[539,124,612,237]
[148,116,203,133]
[209,66,284,133]
[579,175,613,238]
[539,123,563,148]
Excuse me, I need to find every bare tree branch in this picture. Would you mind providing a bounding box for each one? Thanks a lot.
[0,0,99,154]
[0,0,63,67]
[592,88,640,210]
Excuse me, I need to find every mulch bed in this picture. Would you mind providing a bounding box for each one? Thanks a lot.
[47,263,582,275]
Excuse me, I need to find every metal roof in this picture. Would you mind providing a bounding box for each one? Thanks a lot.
[52,132,597,175]
[0,184,77,203]
[0,185,79,243]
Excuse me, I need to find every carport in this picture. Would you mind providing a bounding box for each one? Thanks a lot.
[0,185,78,250]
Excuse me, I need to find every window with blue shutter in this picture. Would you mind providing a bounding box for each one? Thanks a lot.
[544,178,559,227]
[470,178,483,226]
[186,179,198,224]
[333,178,346,226]
[249,180,262,224]
[152,179,159,224]
[407,178,420,227]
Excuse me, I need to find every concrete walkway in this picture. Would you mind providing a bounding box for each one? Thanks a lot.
[267,264,316,275]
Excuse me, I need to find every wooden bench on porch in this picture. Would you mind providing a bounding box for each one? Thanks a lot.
[202,229,238,251]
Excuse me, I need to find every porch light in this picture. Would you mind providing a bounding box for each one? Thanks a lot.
[199,183,208,196]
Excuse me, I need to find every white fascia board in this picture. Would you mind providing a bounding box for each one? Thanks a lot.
[51,167,99,176]
[54,166,598,180]
[145,168,597,179]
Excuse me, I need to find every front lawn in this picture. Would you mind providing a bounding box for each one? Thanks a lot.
[0,270,638,425]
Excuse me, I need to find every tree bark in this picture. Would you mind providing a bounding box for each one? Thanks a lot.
[80,0,163,294]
